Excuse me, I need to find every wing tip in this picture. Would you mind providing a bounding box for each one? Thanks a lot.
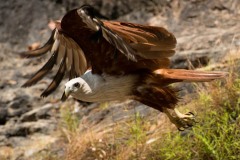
[40,88,53,97]
[21,84,28,88]
[19,51,32,58]
[21,81,33,88]
[40,93,48,98]
[20,29,56,59]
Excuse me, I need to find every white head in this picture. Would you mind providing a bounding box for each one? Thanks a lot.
[61,77,92,101]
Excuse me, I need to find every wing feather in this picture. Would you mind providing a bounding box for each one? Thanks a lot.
[51,39,60,54]
[22,28,88,96]
[76,9,137,61]
[22,52,57,87]
[68,37,87,76]
[20,30,55,58]
[100,24,137,61]
[56,37,66,65]
[103,21,177,59]
[72,49,81,76]
[139,50,175,59]
[63,36,73,72]
[130,43,175,52]
[41,55,66,97]
[66,48,73,71]
[77,7,176,61]
[78,48,87,75]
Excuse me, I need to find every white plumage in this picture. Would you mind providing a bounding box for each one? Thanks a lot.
[64,71,139,102]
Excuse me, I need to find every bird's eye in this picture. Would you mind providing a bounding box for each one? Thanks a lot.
[73,82,80,88]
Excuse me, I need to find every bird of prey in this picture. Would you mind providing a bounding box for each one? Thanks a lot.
[21,5,226,130]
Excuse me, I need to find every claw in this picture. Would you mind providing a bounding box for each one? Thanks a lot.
[186,112,194,116]
[178,127,185,131]
[163,108,197,131]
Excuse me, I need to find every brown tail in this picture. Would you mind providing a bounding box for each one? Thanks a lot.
[154,69,227,82]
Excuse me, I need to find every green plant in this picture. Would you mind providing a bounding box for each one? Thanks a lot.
[59,105,81,143]
[146,71,240,160]
[61,107,79,133]
[127,111,148,159]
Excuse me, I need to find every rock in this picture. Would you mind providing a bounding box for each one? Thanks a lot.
[20,104,54,122]
[8,134,59,159]
[7,96,30,109]
[0,106,7,125]
[171,48,226,69]
[0,135,7,146]
[7,95,31,117]
[7,107,29,118]
[1,120,56,137]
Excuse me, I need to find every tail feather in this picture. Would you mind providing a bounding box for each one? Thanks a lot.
[154,69,227,82]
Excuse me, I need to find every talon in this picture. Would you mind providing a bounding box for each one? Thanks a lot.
[178,127,185,131]
[163,108,197,130]
[187,123,194,127]
[178,124,192,131]
[186,111,194,116]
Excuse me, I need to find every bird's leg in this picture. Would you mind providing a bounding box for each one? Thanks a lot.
[163,108,196,131]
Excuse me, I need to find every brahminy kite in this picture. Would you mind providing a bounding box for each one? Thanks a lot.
[21,5,226,130]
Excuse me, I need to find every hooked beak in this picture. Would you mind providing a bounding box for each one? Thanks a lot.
[61,88,71,102]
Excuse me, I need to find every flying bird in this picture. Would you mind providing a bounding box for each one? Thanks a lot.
[21,5,226,130]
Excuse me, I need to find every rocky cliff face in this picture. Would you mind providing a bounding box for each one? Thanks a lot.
[0,0,239,159]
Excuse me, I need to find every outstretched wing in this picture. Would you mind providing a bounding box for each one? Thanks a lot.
[76,8,138,61]
[102,21,177,60]
[22,5,177,97]
[76,6,176,61]
[21,29,88,97]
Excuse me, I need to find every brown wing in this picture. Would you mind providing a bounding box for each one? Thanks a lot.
[76,9,137,61]
[76,6,176,62]
[22,7,177,97]
[21,29,88,97]
[102,21,177,59]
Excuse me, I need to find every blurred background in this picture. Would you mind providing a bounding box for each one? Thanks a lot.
[0,0,239,159]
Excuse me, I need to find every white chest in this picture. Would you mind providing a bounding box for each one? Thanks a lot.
[71,73,138,103]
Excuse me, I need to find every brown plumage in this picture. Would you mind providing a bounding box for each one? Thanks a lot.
[21,5,226,130]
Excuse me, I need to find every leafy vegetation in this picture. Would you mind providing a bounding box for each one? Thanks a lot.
[146,65,240,160]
